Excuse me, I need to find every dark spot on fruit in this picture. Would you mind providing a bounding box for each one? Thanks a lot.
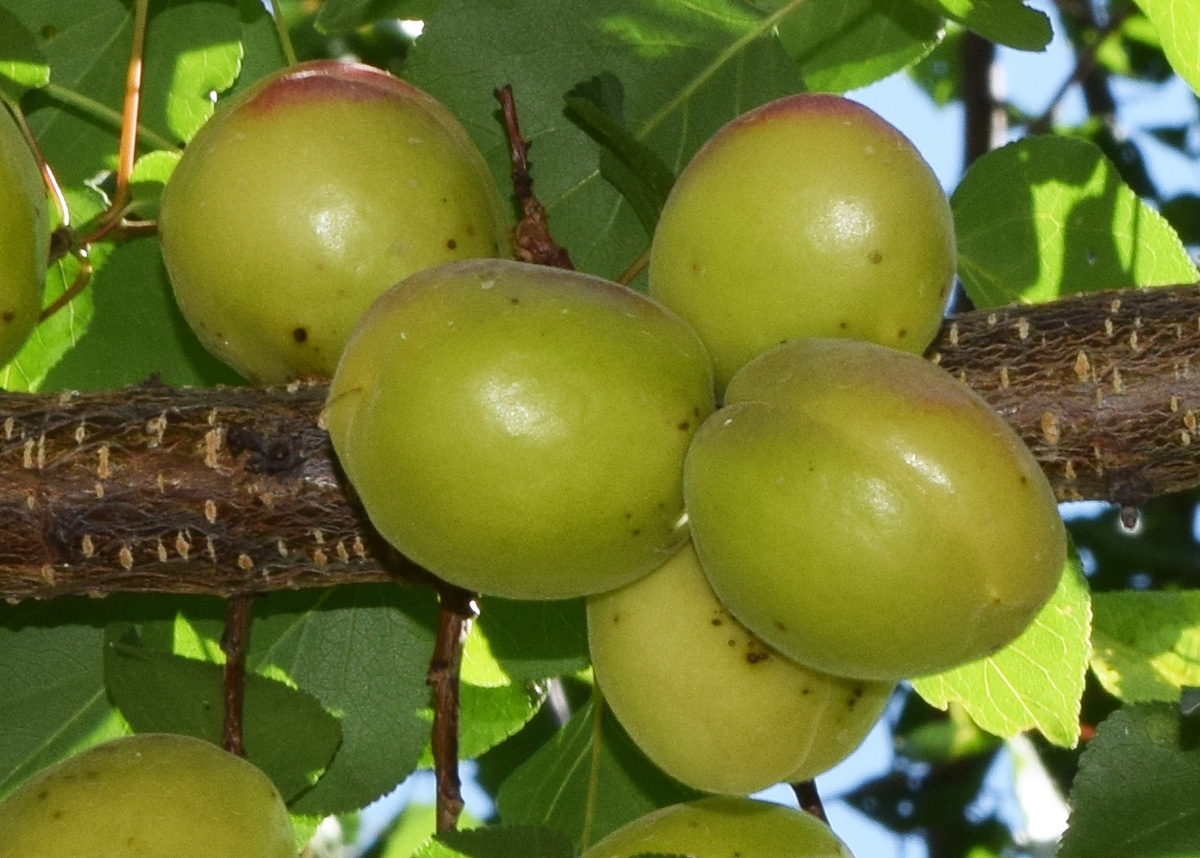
[711,618,723,626]
[40,24,59,40]
[869,250,883,264]
[897,328,908,338]
[623,512,632,520]
[293,327,308,343]
[52,810,63,820]
[801,687,812,695]
[446,238,458,250]
[612,612,620,624]
[1020,474,1029,485]
[693,406,702,418]
[127,836,136,846]
[774,620,787,632]
[36,790,49,801]
[466,224,476,236]
[440,197,448,203]
[728,639,736,647]
[631,528,641,536]
[746,651,769,664]
[84,769,99,779]
[677,420,690,431]
[510,296,520,305]
[839,321,847,329]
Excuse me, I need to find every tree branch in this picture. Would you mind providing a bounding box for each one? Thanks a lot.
[2,284,1199,601]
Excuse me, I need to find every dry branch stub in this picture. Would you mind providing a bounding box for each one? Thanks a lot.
[1,283,1199,601]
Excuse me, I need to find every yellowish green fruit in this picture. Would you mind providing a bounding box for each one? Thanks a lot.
[685,338,1066,681]
[326,258,715,599]
[0,105,48,367]
[0,733,294,858]
[649,93,954,391]
[581,797,854,858]
[588,541,893,794]
[159,59,510,384]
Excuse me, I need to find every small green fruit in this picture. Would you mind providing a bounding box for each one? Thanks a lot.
[0,733,294,858]
[684,338,1066,681]
[326,258,715,599]
[159,59,510,383]
[581,796,854,858]
[0,105,48,367]
[588,541,893,794]
[649,93,955,391]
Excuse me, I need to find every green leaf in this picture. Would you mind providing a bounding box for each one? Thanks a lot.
[908,24,963,106]
[419,681,547,766]
[405,0,805,281]
[1091,590,1200,703]
[0,7,49,96]
[760,0,943,93]
[909,0,1051,50]
[468,597,590,685]
[40,236,244,391]
[229,0,288,94]
[245,585,441,816]
[0,184,109,392]
[315,0,443,34]
[564,74,677,236]
[1058,703,1200,858]
[1132,0,1200,96]
[126,148,180,221]
[103,623,342,802]
[414,825,577,858]
[0,600,139,802]
[142,0,243,144]
[497,697,702,849]
[951,136,1199,308]
[911,549,1091,747]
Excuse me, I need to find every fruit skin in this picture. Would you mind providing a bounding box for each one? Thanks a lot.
[649,93,955,391]
[0,105,48,367]
[0,733,294,858]
[326,257,715,600]
[581,796,854,858]
[158,59,510,384]
[684,337,1066,681]
[588,541,893,795]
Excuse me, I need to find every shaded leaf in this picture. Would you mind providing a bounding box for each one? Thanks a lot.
[315,0,443,34]
[1058,703,1200,858]
[0,7,49,96]
[951,136,1198,308]
[497,697,702,848]
[1091,590,1200,703]
[246,585,440,815]
[103,623,342,802]
[911,550,1091,747]
[405,0,804,281]
[468,597,590,685]
[415,825,576,858]
[762,0,943,93]
[911,0,1051,50]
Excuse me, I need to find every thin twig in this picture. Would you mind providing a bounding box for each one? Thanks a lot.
[494,84,574,270]
[427,583,478,834]
[792,780,827,823]
[220,595,254,757]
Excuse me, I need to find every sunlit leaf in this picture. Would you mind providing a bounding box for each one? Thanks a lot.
[1091,590,1200,703]
[910,0,1050,50]
[414,826,576,858]
[911,550,1091,748]
[1132,0,1200,96]
[952,136,1198,307]
[0,7,49,96]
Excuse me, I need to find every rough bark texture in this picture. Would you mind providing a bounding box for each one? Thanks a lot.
[2,283,1199,601]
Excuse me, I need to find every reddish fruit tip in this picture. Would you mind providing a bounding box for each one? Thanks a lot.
[243,60,429,114]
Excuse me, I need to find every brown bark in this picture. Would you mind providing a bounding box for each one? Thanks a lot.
[2,283,1199,602]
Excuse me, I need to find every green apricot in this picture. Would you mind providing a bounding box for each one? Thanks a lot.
[0,733,294,857]
[581,796,854,858]
[649,93,955,391]
[0,105,48,367]
[588,541,893,795]
[326,258,715,599]
[684,338,1066,681]
[158,59,510,384]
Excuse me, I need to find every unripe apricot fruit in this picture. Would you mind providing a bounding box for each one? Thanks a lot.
[581,796,854,858]
[158,59,510,384]
[0,104,48,367]
[0,733,294,858]
[588,541,892,795]
[326,258,715,600]
[685,338,1066,681]
[649,93,955,391]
